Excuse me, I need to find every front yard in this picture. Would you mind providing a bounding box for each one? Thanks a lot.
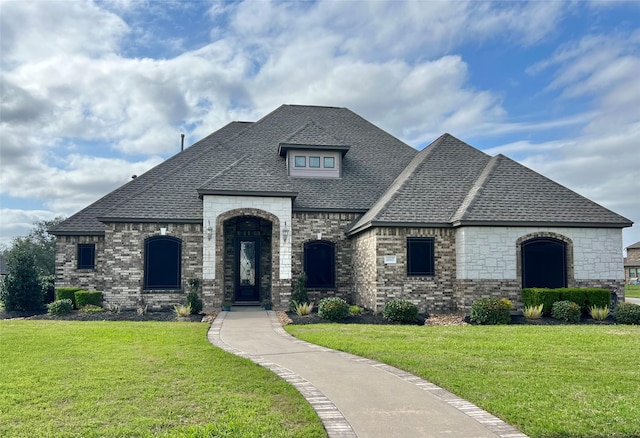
[625,284,640,298]
[287,323,640,438]
[0,320,326,438]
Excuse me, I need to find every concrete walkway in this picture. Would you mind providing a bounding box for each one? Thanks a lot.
[208,308,528,438]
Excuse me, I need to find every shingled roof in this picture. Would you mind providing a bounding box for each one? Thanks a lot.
[51,105,633,236]
[346,134,632,235]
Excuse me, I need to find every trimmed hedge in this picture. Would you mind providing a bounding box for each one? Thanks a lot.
[55,287,83,308]
[75,290,102,308]
[522,288,610,315]
[615,302,640,325]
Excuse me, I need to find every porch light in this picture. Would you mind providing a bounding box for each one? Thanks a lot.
[160,227,167,235]
[206,220,213,241]
[282,222,290,243]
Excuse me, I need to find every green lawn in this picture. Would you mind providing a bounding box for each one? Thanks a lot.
[0,320,326,438]
[625,284,640,298]
[287,324,640,438]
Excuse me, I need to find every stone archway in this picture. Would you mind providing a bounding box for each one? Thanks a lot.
[517,232,573,289]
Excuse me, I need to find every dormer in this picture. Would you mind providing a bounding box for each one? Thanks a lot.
[278,121,350,178]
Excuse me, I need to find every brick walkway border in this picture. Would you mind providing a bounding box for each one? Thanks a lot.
[208,310,528,438]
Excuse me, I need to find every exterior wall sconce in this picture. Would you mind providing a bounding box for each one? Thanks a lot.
[206,220,213,241]
[160,227,167,235]
[282,222,290,243]
[317,232,322,240]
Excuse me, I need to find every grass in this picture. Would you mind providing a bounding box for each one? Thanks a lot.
[287,324,640,438]
[624,284,640,298]
[0,320,326,438]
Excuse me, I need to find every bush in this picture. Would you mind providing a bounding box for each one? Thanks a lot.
[75,290,102,308]
[318,297,349,321]
[186,291,203,314]
[349,305,363,316]
[522,288,610,315]
[173,304,192,317]
[55,287,82,308]
[290,273,309,311]
[39,274,56,304]
[0,249,44,311]
[615,302,640,325]
[382,299,419,323]
[470,297,511,325]
[294,301,314,316]
[47,299,73,315]
[551,300,581,323]
[80,304,104,313]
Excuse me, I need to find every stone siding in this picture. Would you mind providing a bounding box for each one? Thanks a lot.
[352,229,377,309]
[290,212,359,304]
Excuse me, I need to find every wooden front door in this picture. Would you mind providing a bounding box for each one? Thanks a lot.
[235,237,260,302]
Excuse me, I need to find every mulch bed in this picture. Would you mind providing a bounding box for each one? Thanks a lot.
[0,309,215,322]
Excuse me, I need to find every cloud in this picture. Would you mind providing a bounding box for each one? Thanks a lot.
[0,209,60,248]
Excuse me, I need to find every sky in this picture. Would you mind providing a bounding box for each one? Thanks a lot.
[1,0,639,253]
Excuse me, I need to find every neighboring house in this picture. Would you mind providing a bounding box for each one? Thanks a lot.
[624,241,640,285]
[0,253,7,279]
[50,105,633,311]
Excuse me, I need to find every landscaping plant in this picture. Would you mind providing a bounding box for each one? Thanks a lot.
[523,304,543,320]
[470,297,511,325]
[615,302,640,325]
[173,304,192,317]
[551,300,581,323]
[290,272,309,311]
[588,305,609,321]
[0,248,44,311]
[75,290,103,308]
[47,299,73,316]
[382,299,419,323]
[318,297,349,321]
[349,305,363,316]
[186,278,204,314]
[294,301,314,316]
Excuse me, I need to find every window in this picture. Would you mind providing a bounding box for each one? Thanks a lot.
[77,244,95,269]
[304,241,335,288]
[630,268,638,278]
[407,238,434,276]
[323,157,335,168]
[521,238,567,289]
[309,156,320,168]
[144,236,182,290]
[294,156,306,167]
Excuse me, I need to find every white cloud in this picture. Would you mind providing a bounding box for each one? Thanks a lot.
[0,209,61,247]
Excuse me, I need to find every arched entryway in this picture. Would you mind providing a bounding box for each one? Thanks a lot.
[521,237,567,288]
[223,216,272,303]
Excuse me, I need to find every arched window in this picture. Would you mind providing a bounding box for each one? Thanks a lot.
[521,238,567,289]
[144,236,182,290]
[304,241,335,288]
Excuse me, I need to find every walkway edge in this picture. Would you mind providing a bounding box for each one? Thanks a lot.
[207,311,357,438]
[269,312,529,438]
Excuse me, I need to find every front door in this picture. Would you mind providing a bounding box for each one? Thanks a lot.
[235,237,260,302]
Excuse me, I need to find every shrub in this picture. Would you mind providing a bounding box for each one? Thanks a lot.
[470,297,511,325]
[75,290,102,308]
[55,287,82,308]
[173,304,192,317]
[294,301,314,316]
[615,302,640,325]
[523,304,544,320]
[318,297,349,321]
[47,299,73,315]
[290,273,309,311]
[383,299,419,324]
[349,305,363,316]
[589,305,609,321]
[551,300,581,323]
[522,288,561,316]
[186,291,203,314]
[106,303,120,313]
[522,287,610,315]
[0,249,44,311]
[39,274,56,304]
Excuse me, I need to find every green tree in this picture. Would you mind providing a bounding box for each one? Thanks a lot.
[1,247,43,311]
[8,217,65,277]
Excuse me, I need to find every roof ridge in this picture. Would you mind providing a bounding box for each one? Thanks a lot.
[346,134,446,234]
[451,154,502,222]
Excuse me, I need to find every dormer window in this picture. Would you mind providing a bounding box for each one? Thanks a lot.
[287,150,341,178]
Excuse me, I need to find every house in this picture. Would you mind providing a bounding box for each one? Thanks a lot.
[50,105,633,311]
[624,241,640,285]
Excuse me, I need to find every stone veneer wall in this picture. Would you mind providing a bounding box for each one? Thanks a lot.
[352,227,457,313]
[99,222,204,309]
[55,235,106,291]
[290,212,360,304]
